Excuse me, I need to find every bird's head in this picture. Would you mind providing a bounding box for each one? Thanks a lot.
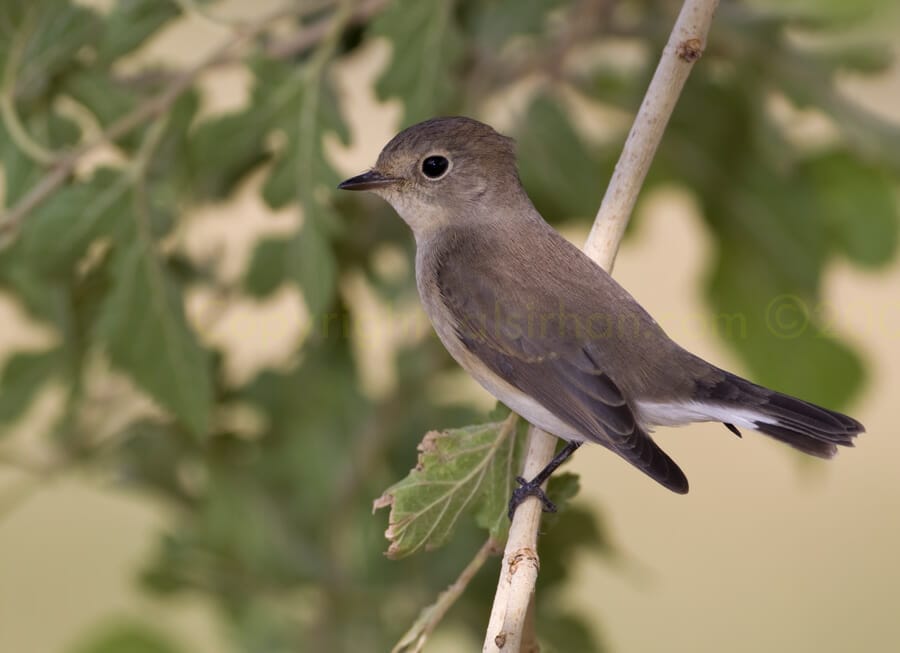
[339,116,523,237]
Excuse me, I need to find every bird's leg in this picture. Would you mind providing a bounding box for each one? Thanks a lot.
[508,441,582,520]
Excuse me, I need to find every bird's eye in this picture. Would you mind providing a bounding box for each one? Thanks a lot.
[421,155,450,179]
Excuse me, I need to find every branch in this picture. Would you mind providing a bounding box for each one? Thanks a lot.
[0,0,389,242]
[391,537,500,653]
[482,0,720,650]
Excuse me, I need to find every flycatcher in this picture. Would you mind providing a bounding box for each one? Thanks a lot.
[339,117,863,516]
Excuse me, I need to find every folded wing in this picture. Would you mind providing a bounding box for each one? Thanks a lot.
[435,252,689,493]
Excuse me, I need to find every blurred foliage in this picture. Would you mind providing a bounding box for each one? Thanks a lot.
[70,621,187,653]
[0,0,897,651]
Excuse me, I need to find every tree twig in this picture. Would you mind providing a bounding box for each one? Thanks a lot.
[391,537,500,653]
[482,0,720,650]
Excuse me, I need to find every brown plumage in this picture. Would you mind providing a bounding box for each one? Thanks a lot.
[339,116,864,495]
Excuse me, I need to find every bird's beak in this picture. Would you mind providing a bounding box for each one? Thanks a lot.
[337,169,401,191]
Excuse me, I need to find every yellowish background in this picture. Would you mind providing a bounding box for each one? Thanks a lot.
[1,3,899,652]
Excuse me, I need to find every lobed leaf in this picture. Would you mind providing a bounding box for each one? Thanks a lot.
[188,110,268,200]
[255,59,349,209]
[2,1,101,104]
[220,59,347,318]
[371,0,464,123]
[243,216,337,319]
[19,168,130,276]
[95,0,181,64]
[97,241,212,437]
[374,414,524,558]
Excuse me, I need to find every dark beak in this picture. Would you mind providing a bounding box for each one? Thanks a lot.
[337,170,400,191]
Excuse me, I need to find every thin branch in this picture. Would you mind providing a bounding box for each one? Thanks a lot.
[483,0,720,650]
[391,537,500,653]
[0,0,389,242]
[263,0,389,61]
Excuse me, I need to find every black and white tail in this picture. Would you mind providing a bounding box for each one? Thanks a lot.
[696,370,864,458]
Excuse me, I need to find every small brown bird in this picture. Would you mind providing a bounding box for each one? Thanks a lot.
[339,116,863,516]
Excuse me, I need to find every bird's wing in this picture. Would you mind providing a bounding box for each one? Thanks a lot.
[434,253,689,493]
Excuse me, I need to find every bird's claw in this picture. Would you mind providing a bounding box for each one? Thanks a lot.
[508,475,557,520]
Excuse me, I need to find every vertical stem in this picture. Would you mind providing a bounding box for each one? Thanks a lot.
[584,0,720,271]
[483,0,720,650]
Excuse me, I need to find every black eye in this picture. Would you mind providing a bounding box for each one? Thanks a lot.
[421,155,449,179]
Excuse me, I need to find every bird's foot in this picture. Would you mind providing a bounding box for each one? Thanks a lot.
[508,475,557,520]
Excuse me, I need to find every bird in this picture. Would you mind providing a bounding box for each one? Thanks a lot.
[338,116,864,517]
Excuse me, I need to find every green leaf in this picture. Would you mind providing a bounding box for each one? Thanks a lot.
[0,348,60,428]
[98,241,212,437]
[472,0,564,44]
[188,110,268,200]
[803,150,899,267]
[245,58,349,210]
[63,71,140,149]
[95,0,181,64]
[183,56,310,203]
[244,217,337,318]
[291,216,337,318]
[69,621,186,653]
[148,90,201,204]
[2,1,101,104]
[0,260,57,322]
[374,414,524,558]
[371,0,464,123]
[728,165,829,294]
[244,237,290,297]
[768,48,900,172]
[20,168,130,276]
[235,59,344,319]
[515,97,615,221]
[0,109,81,206]
[707,244,865,408]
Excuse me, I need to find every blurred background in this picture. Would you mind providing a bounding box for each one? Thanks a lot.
[1,0,899,651]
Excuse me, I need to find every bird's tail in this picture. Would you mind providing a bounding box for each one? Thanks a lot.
[697,370,864,458]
